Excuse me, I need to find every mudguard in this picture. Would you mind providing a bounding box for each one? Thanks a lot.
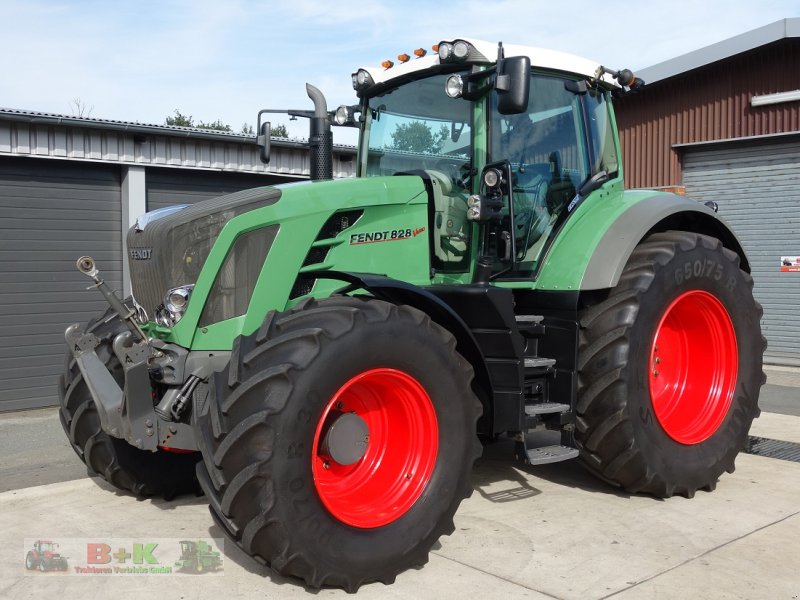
[535,187,750,292]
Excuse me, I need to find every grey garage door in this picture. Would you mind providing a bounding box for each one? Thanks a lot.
[146,168,289,211]
[0,157,122,411]
[683,138,800,365]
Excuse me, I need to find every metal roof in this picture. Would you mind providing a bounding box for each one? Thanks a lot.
[0,107,357,179]
[639,18,800,84]
[0,107,356,152]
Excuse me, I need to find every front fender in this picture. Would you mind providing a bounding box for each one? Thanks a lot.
[309,271,494,424]
[536,188,749,292]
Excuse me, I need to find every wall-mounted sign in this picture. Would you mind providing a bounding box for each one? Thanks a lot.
[780,256,800,272]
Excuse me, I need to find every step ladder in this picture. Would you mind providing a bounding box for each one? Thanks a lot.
[515,314,578,466]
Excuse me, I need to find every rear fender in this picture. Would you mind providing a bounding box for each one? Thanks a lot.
[537,190,750,292]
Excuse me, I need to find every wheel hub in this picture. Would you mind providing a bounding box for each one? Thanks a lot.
[311,368,439,529]
[649,290,738,444]
[321,412,370,466]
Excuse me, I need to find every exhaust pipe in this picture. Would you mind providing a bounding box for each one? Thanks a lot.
[306,84,333,181]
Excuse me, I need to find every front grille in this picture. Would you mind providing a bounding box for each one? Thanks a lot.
[128,186,281,318]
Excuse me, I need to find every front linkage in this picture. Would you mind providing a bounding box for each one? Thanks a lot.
[65,256,221,454]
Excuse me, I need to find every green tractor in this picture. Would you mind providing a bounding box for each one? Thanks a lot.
[59,38,765,590]
[175,540,222,573]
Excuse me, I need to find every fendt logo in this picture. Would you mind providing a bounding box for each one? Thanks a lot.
[349,226,426,245]
[129,248,153,260]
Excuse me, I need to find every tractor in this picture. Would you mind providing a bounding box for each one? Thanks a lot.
[174,540,222,573]
[59,38,765,591]
[25,540,69,572]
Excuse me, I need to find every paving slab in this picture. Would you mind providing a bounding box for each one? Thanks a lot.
[1,413,798,600]
[749,410,800,443]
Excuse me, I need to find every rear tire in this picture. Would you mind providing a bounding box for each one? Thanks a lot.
[59,304,201,499]
[194,296,482,591]
[576,231,765,497]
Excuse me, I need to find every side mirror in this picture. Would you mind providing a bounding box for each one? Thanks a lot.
[496,56,530,115]
[256,112,271,164]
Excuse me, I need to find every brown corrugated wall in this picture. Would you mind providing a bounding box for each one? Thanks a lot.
[615,39,800,189]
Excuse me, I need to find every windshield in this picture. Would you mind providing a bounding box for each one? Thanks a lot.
[363,72,473,179]
[361,72,476,273]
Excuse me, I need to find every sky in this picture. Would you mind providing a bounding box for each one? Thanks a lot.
[1,0,798,145]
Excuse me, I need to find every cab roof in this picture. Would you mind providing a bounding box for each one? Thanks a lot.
[355,38,619,88]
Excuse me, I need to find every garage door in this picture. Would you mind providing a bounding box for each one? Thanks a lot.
[146,168,289,211]
[0,157,122,411]
[683,138,800,365]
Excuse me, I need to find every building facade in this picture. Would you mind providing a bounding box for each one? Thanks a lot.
[0,109,355,411]
[616,19,800,365]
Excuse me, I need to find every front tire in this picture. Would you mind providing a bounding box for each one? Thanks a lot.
[194,297,482,591]
[576,231,765,497]
[59,305,201,499]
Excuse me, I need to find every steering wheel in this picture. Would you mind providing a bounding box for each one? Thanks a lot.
[434,159,472,191]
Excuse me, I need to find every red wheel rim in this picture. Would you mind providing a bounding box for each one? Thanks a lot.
[649,290,738,444]
[312,368,438,528]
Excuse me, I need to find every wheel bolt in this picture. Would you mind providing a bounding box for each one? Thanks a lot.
[406,473,412,480]
[323,460,330,470]
[653,370,659,377]
[655,357,661,364]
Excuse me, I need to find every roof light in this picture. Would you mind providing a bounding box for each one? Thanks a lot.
[432,44,440,52]
[414,48,427,58]
[438,40,472,63]
[381,59,394,69]
[351,69,374,92]
[398,53,410,63]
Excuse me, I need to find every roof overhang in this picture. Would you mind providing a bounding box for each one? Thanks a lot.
[639,18,800,84]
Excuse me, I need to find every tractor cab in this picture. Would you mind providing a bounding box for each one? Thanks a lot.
[34,541,57,554]
[348,39,627,282]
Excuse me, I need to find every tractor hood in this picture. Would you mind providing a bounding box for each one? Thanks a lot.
[135,175,431,349]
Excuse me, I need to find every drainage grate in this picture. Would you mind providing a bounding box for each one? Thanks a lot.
[744,436,800,463]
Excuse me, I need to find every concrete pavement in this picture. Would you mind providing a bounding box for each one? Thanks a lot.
[0,368,798,599]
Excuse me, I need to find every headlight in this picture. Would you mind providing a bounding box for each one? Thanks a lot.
[158,284,194,326]
[445,74,464,98]
[453,41,469,59]
[483,168,502,188]
[334,105,354,126]
[165,286,192,313]
[438,42,453,61]
[467,195,482,221]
